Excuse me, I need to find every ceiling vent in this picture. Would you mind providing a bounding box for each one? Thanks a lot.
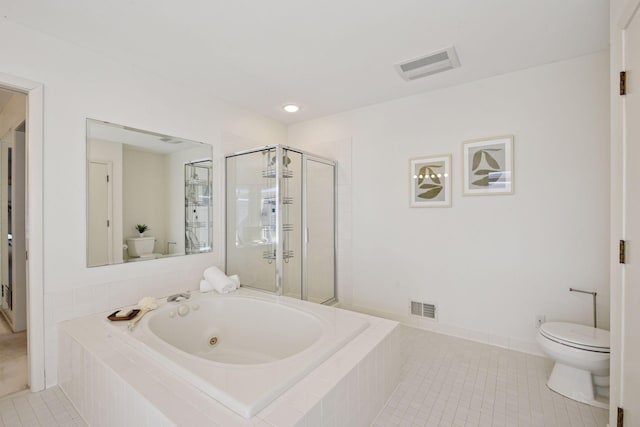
[395,46,460,81]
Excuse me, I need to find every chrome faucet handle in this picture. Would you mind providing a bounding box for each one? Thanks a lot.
[167,291,191,302]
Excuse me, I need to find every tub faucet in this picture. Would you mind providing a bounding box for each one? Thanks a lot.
[167,292,191,302]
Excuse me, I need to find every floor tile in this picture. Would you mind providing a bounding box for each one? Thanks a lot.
[372,326,609,427]
[0,389,86,427]
[0,315,27,398]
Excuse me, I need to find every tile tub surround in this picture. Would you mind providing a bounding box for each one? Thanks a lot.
[57,291,401,426]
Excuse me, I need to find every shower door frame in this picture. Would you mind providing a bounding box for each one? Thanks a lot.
[301,154,337,304]
[225,144,337,302]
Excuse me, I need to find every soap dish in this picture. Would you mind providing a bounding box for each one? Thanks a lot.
[107,309,140,321]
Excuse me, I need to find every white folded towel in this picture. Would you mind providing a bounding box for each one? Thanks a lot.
[199,278,237,294]
[199,279,214,293]
[202,266,237,294]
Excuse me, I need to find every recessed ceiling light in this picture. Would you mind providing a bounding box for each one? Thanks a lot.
[282,104,300,113]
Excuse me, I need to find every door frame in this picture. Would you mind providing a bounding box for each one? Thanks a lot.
[0,72,45,391]
[611,0,640,425]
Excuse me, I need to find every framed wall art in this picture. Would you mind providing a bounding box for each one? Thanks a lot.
[462,135,514,196]
[409,154,451,207]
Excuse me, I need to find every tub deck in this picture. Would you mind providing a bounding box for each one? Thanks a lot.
[58,289,401,427]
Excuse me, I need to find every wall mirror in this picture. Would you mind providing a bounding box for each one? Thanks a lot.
[86,119,213,267]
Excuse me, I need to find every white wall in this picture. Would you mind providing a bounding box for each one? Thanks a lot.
[288,51,611,354]
[0,19,286,385]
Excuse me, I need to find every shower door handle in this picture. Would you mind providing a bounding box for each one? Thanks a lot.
[305,227,309,244]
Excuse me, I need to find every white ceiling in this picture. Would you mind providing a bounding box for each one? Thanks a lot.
[1,0,609,124]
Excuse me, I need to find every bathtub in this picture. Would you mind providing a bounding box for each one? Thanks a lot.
[112,291,369,418]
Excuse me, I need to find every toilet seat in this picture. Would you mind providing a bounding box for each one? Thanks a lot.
[540,322,609,353]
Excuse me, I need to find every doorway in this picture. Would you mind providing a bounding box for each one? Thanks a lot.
[87,161,113,266]
[0,72,44,393]
[0,88,27,397]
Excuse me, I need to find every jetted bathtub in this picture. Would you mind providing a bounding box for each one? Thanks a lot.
[114,291,369,418]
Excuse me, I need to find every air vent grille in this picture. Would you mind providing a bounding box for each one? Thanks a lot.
[410,301,422,316]
[422,303,436,319]
[395,46,460,81]
[400,51,450,73]
[409,300,437,320]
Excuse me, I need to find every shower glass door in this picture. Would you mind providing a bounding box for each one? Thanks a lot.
[226,146,335,303]
[303,157,335,303]
[226,149,277,293]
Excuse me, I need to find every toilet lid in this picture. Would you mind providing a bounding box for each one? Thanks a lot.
[540,322,610,352]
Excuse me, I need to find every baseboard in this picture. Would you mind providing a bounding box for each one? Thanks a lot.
[337,302,546,358]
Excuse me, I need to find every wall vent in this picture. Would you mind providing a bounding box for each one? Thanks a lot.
[410,300,437,320]
[395,46,460,81]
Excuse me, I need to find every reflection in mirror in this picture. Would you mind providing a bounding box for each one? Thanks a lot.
[86,119,212,267]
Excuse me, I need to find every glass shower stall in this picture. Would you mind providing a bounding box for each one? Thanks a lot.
[185,160,213,255]
[226,145,336,303]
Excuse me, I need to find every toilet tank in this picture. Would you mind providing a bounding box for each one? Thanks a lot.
[126,237,155,257]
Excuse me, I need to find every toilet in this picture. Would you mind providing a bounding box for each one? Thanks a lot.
[537,322,610,409]
[126,237,159,259]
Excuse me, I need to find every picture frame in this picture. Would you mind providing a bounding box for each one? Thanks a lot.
[462,135,514,196]
[409,154,451,208]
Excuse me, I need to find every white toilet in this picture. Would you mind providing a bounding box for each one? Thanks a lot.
[126,237,158,259]
[537,322,610,409]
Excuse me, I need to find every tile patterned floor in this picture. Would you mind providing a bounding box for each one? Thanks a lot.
[372,326,609,427]
[0,388,86,427]
[0,315,28,398]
